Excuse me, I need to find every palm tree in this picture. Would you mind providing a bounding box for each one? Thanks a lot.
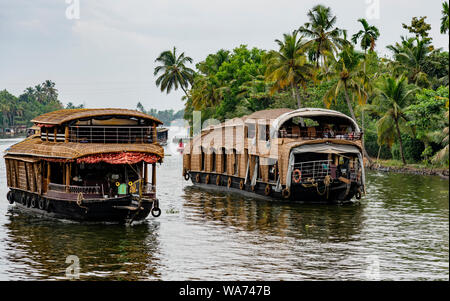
[154,47,195,97]
[190,76,225,110]
[395,38,433,87]
[323,46,365,122]
[432,110,449,163]
[351,18,380,72]
[374,75,418,165]
[264,31,313,108]
[42,80,58,101]
[298,4,349,68]
[441,1,449,34]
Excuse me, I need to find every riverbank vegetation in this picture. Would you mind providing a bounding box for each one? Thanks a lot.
[154,3,449,167]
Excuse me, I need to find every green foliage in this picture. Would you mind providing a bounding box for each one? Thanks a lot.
[0,81,64,130]
[152,4,449,167]
[136,102,184,125]
[391,134,425,163]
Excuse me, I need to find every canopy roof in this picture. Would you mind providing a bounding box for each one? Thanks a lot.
[271,108,360,138]
[31,108,162,126]
[4,135,164,160]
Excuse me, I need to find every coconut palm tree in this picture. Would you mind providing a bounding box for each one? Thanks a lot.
[441,1,449,34]
[42,80,58,101]
[395,38,433,87]
[154,47,195,97]
[351,18,380,72]
[264,31,313,108]
[374,75,419,165]
[432,110,449,163]
[323,46,366,122]
[298,4,349,68]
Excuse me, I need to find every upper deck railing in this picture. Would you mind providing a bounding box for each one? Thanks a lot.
[279,129,362,141]
[68,126,155,144]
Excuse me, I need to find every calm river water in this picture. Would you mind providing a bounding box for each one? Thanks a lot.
[0,137,448,280]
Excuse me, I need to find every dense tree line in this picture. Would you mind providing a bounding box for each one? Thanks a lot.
[0,80,65,131]
[136,102,184,125]
[154,3,449,166]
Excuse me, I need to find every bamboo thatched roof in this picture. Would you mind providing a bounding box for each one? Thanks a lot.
[31,108,162,126]
[4,135,164,160]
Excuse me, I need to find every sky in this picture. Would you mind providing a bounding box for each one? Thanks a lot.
[0,0,448,112]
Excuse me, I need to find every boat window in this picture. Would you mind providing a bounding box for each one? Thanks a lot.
[211,148,216,172]
[259,124,270,141]
[233,149,238,176]
[200,147,205,171]
[221,147,227,174]
[246,124,256,139]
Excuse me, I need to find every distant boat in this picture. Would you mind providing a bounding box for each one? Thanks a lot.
[172,135,191,144]
[157,127,168,146]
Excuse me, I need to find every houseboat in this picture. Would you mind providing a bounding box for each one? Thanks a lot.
[156,127,169,145]
[182,108,365,203]
[4,108,164,223]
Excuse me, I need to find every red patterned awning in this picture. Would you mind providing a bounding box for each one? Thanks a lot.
[37,123,55,128]
[76,152,160,164]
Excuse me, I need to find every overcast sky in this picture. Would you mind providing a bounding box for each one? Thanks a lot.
[0,0,448,111]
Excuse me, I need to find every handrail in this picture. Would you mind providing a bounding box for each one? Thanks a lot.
[68,125,155,144]
[48,183,102,194]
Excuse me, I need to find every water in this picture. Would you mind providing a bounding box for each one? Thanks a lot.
[0,138,448,280]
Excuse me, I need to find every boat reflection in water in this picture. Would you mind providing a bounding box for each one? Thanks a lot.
[182,185,365,242]
[3,209,161,280]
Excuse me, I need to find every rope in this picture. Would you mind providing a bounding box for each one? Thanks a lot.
[76,192,88,212]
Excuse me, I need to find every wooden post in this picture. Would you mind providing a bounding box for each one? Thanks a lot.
[46,162,51,192]
[144,162,148,184]
[46,128,49,142]
[54,127,57,142]
[65,163,71,192]
[65,126,69,143]
[152,123,157,144]
[152,163,156,191]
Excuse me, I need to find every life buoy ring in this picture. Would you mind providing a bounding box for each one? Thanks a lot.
[292,169,302,183]
[264,184,271,196]
[7,191,13,204]
[30,195,36,208]
[184,171,190,181]
[205,174,210,184]
[216,175,221,185]
[38,198,45,210]
[239,180,245,190]
[282,188,291,199]
[227,177,232,188]
[151,207,161,217]
[196,174,201,183]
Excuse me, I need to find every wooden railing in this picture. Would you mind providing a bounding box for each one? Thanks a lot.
[68,126,155,144]
[48,183,102,194]
[279,130,362,141]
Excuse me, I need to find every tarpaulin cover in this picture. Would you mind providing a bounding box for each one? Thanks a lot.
[76,152,160,164]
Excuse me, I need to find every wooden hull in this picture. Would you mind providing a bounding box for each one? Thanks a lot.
[7,189,157,223]
[187,171,360,204]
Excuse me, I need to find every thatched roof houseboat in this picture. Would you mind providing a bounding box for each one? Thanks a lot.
[182,108,365,203]
[4,108,164,223]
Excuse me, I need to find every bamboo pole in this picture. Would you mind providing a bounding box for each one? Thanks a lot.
[65,163,70,192]
[144,162,148,184]
[65,126,69,143]
[152,163,156,191]
[46,162,51,192]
